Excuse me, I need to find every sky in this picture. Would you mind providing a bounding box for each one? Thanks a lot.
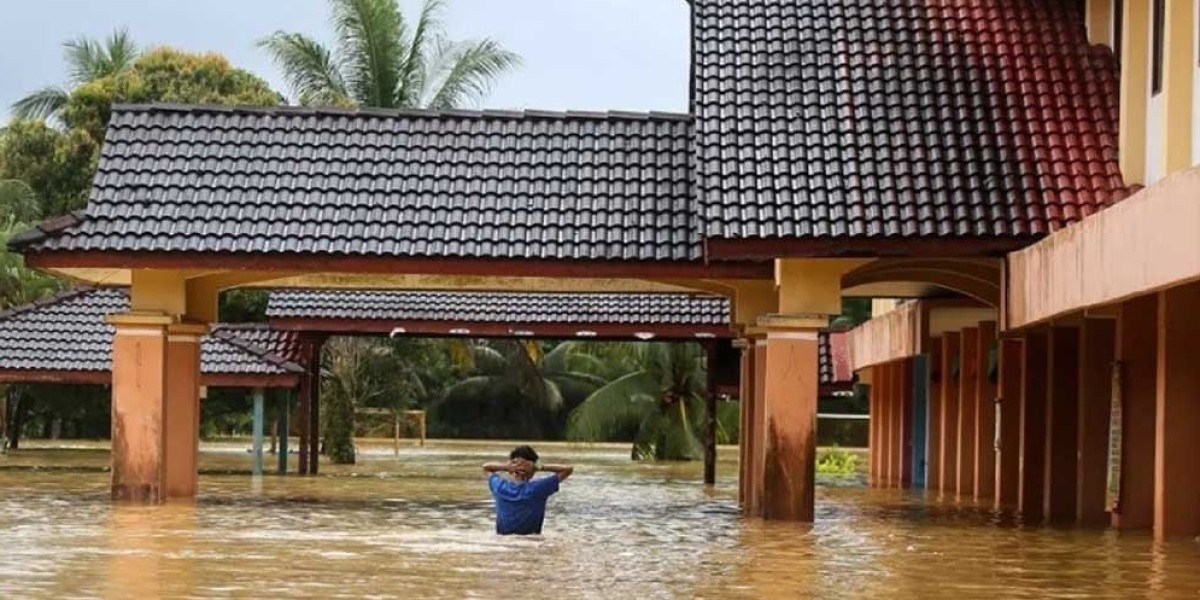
[0,0,690,120]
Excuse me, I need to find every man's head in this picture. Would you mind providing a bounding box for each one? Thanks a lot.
[509,445,538,481]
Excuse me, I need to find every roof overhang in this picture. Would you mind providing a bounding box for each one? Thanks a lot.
[26,251,774,286]
[269,317,732,341]
[705,236,1037,261]
[1007,167,1200,329]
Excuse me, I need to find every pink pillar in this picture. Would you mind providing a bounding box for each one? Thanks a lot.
[1154,282,1200,538]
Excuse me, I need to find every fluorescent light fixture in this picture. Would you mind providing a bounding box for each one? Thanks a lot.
[449,328,471,335]
[633,332,655,340]
[510,330,535,337]
[694,332,717,339]
[389,327,407,338]
[575,331,597,337]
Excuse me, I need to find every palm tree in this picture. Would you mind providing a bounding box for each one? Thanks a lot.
[259,0,520,109]
[567,343,709,461]
[432,341,605,439]
[12,29,139,122]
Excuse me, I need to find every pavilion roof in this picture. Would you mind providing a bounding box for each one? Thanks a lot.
[0,288,303,387]
[10,105,700,262]
[266,289,732,340]
[692,0,1131,257]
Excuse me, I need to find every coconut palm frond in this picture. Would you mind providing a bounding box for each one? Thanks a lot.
[424,37,520,109]
[332,0,406,107]
[398,0,446,105]
[566,371,658,442]
[258,32,351,106]
[11,86,69,121]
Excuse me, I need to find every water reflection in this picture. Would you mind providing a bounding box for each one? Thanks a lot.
[0,441,1198,598]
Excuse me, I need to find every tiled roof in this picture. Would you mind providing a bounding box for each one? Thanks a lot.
[12,104,699,261]
[0,288,303,378]
[266,289,731,326]
[692,0,1128,243]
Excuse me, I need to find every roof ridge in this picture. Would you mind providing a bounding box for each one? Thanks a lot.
[0,286,101,321]
[209,328,305,374]
[109,102,693,123]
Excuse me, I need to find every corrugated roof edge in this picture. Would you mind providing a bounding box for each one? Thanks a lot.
[108,102,694,123]
[208,327,306,374]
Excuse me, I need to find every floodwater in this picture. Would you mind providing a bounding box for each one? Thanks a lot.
[1,441,1199,599]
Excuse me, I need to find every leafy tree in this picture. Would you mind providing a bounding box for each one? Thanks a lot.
[12,28,140,122]
[0,122,98,217]
[567,342,708,461]
[431,341,605,439]
[260,0,520,108]
[62,47,282,144]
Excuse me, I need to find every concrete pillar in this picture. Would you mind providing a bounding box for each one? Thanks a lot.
[899,358,914,488]
[1113,295,1158,530]
[1154,282,1200,538]
[958,327,979,498]
[927,338,943,491]
[108,315,205,503]
[757,331,820,521]
[252,388,265,477]
[911,355,930,488]
[737,341,750,503]
[1019,330,1049,522]
[277,391,289,475]
[939,332,961,495]
[868,366,880,487]
[1077,318,1115,526]
[297,367,311,475]
[880,362,893,487]
[1045,326,1081,523]
[974,322,997,502]
[308,341,322,475]
[703,342,718,486]
[749,338,767,516]
[996,338,1023,509]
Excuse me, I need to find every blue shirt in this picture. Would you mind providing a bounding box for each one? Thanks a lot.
[488,473,560,535]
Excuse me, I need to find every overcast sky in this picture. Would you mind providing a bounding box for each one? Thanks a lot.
[0,0,690,120]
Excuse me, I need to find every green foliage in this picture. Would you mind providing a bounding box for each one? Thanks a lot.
[260,0,520,109]
[816,447,860,477]
[0,180,41,224]
[219,289,269,323]
[62,47,282,144]
[0,120,97,217]
[715,399,739,445]
[430,340,603,440]
[12,28,139,122]
[567,343,708,461]
[1,216,65,310]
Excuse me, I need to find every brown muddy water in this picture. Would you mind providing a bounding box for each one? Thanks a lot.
[0,440,1198,599]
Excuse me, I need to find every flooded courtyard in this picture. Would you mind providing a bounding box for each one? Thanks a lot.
[1,441,1198,599]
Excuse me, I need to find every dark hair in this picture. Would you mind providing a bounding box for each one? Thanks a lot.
[510,445,538,462]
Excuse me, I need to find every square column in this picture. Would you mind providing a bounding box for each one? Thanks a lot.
[756,329,821,521]
[898,359,914,488]
[1154,282,1200,538]
[1114,295,1157,530]
[108,314,205,503]
[957,327,979,498]
[748,338,768,516]
[939,332,961,495]
[868,366,880,487]
[164,323,205,499]
[1045,326,1081,523]
[996,338,1023,509]
[1019,330,1048,522]
[927,338,943,491]
[1077,318,1115,526]
[974,322,997,502]
[880,362,894,487]
[736,340,751,505]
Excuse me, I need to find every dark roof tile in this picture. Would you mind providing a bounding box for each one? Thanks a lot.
[692,0,1126,243]
[0,288,303,378]
[266,289,731,326]
[15,105,698,261]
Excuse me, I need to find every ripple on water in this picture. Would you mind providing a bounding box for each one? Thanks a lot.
[1,445,1200,599]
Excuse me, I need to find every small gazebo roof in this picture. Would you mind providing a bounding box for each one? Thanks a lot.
[266,289,732,340]
[0,288,303,387]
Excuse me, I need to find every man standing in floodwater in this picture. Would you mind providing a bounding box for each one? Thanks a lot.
[483,445,573,535]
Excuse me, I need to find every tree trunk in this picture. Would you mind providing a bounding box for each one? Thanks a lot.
[9,395,27,450]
